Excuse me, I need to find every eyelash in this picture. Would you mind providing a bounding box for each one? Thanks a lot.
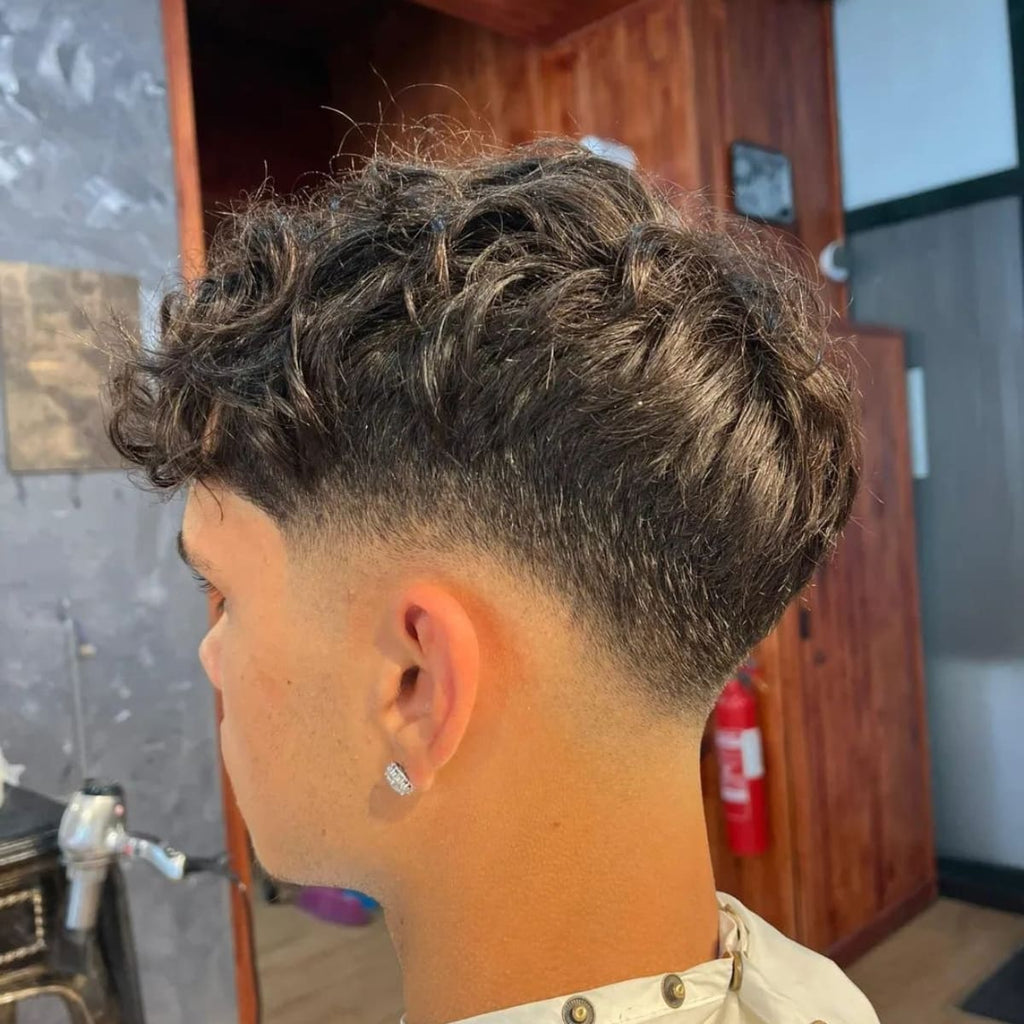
[191,569,214,594]
[191,570,226,613]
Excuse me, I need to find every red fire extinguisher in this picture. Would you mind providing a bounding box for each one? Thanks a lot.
[713,668,768,856]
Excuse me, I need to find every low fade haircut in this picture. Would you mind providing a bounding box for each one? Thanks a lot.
[107,140,860,714]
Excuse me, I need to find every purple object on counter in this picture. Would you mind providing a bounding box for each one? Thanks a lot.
[296,886,373,926]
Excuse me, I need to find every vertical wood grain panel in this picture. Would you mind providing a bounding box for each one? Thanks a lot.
[701,624,799,936]
[786,327,936,952]
[686,0,731,206]
[327,0,842,264]
[408,0,639,44]
[571,0,701,188]
[328,0,702,188]
[718,0,845,310]
[161,0,205,279]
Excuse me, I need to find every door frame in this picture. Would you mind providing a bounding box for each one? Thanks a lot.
[160,2,260,1021]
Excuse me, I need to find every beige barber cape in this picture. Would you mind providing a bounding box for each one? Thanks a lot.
[440,892,880,1024]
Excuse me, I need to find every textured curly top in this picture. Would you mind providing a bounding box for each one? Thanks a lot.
[107,140,859,712]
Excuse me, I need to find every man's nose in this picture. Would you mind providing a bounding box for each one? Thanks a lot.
[199,628,223,691]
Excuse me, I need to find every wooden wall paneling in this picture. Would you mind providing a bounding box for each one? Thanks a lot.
[406,0,640,45]
[160,3,258,1021]
[566,0,702,189]
[686,0,731,206]
[328,3,535,155]
[798,497,877,949]
[784,328,936,955]
[162,0,206,281]
[471,28,547,147]
[718,0,845,311]
[531,43,583,140]
[187,0,845,295]
[701,623,799,937]
[328,0,706,189]
[786,338,870,951]
[769,602,813,932]
[855,330,935,905]
[328,0,843,275]
[826,327,937,962]
[821,0,846,292]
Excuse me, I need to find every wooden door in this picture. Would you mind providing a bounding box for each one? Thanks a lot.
[783,325,936,959]
[703,326,936,958]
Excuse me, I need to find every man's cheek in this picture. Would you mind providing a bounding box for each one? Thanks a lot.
[220,671,272,782]
[221,651,300,747]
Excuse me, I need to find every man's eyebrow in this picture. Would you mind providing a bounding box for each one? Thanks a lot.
[177,530,213,576]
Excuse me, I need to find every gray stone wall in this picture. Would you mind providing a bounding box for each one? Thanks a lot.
[0,1,236,1020]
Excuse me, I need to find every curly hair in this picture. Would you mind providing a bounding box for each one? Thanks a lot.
[108,140,859,713]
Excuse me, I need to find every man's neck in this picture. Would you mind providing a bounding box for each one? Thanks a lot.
[386,756,719,1024]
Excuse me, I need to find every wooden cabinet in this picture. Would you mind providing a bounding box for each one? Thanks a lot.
[703,324,936,962]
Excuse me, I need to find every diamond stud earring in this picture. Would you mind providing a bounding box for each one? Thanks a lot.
[385,762,414,797]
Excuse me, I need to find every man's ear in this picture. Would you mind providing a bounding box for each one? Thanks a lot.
[377,582,480,793]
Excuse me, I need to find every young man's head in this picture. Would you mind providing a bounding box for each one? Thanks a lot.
[107,143,858,895]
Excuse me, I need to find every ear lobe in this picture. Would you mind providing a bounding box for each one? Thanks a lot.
[382,584,480,793]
